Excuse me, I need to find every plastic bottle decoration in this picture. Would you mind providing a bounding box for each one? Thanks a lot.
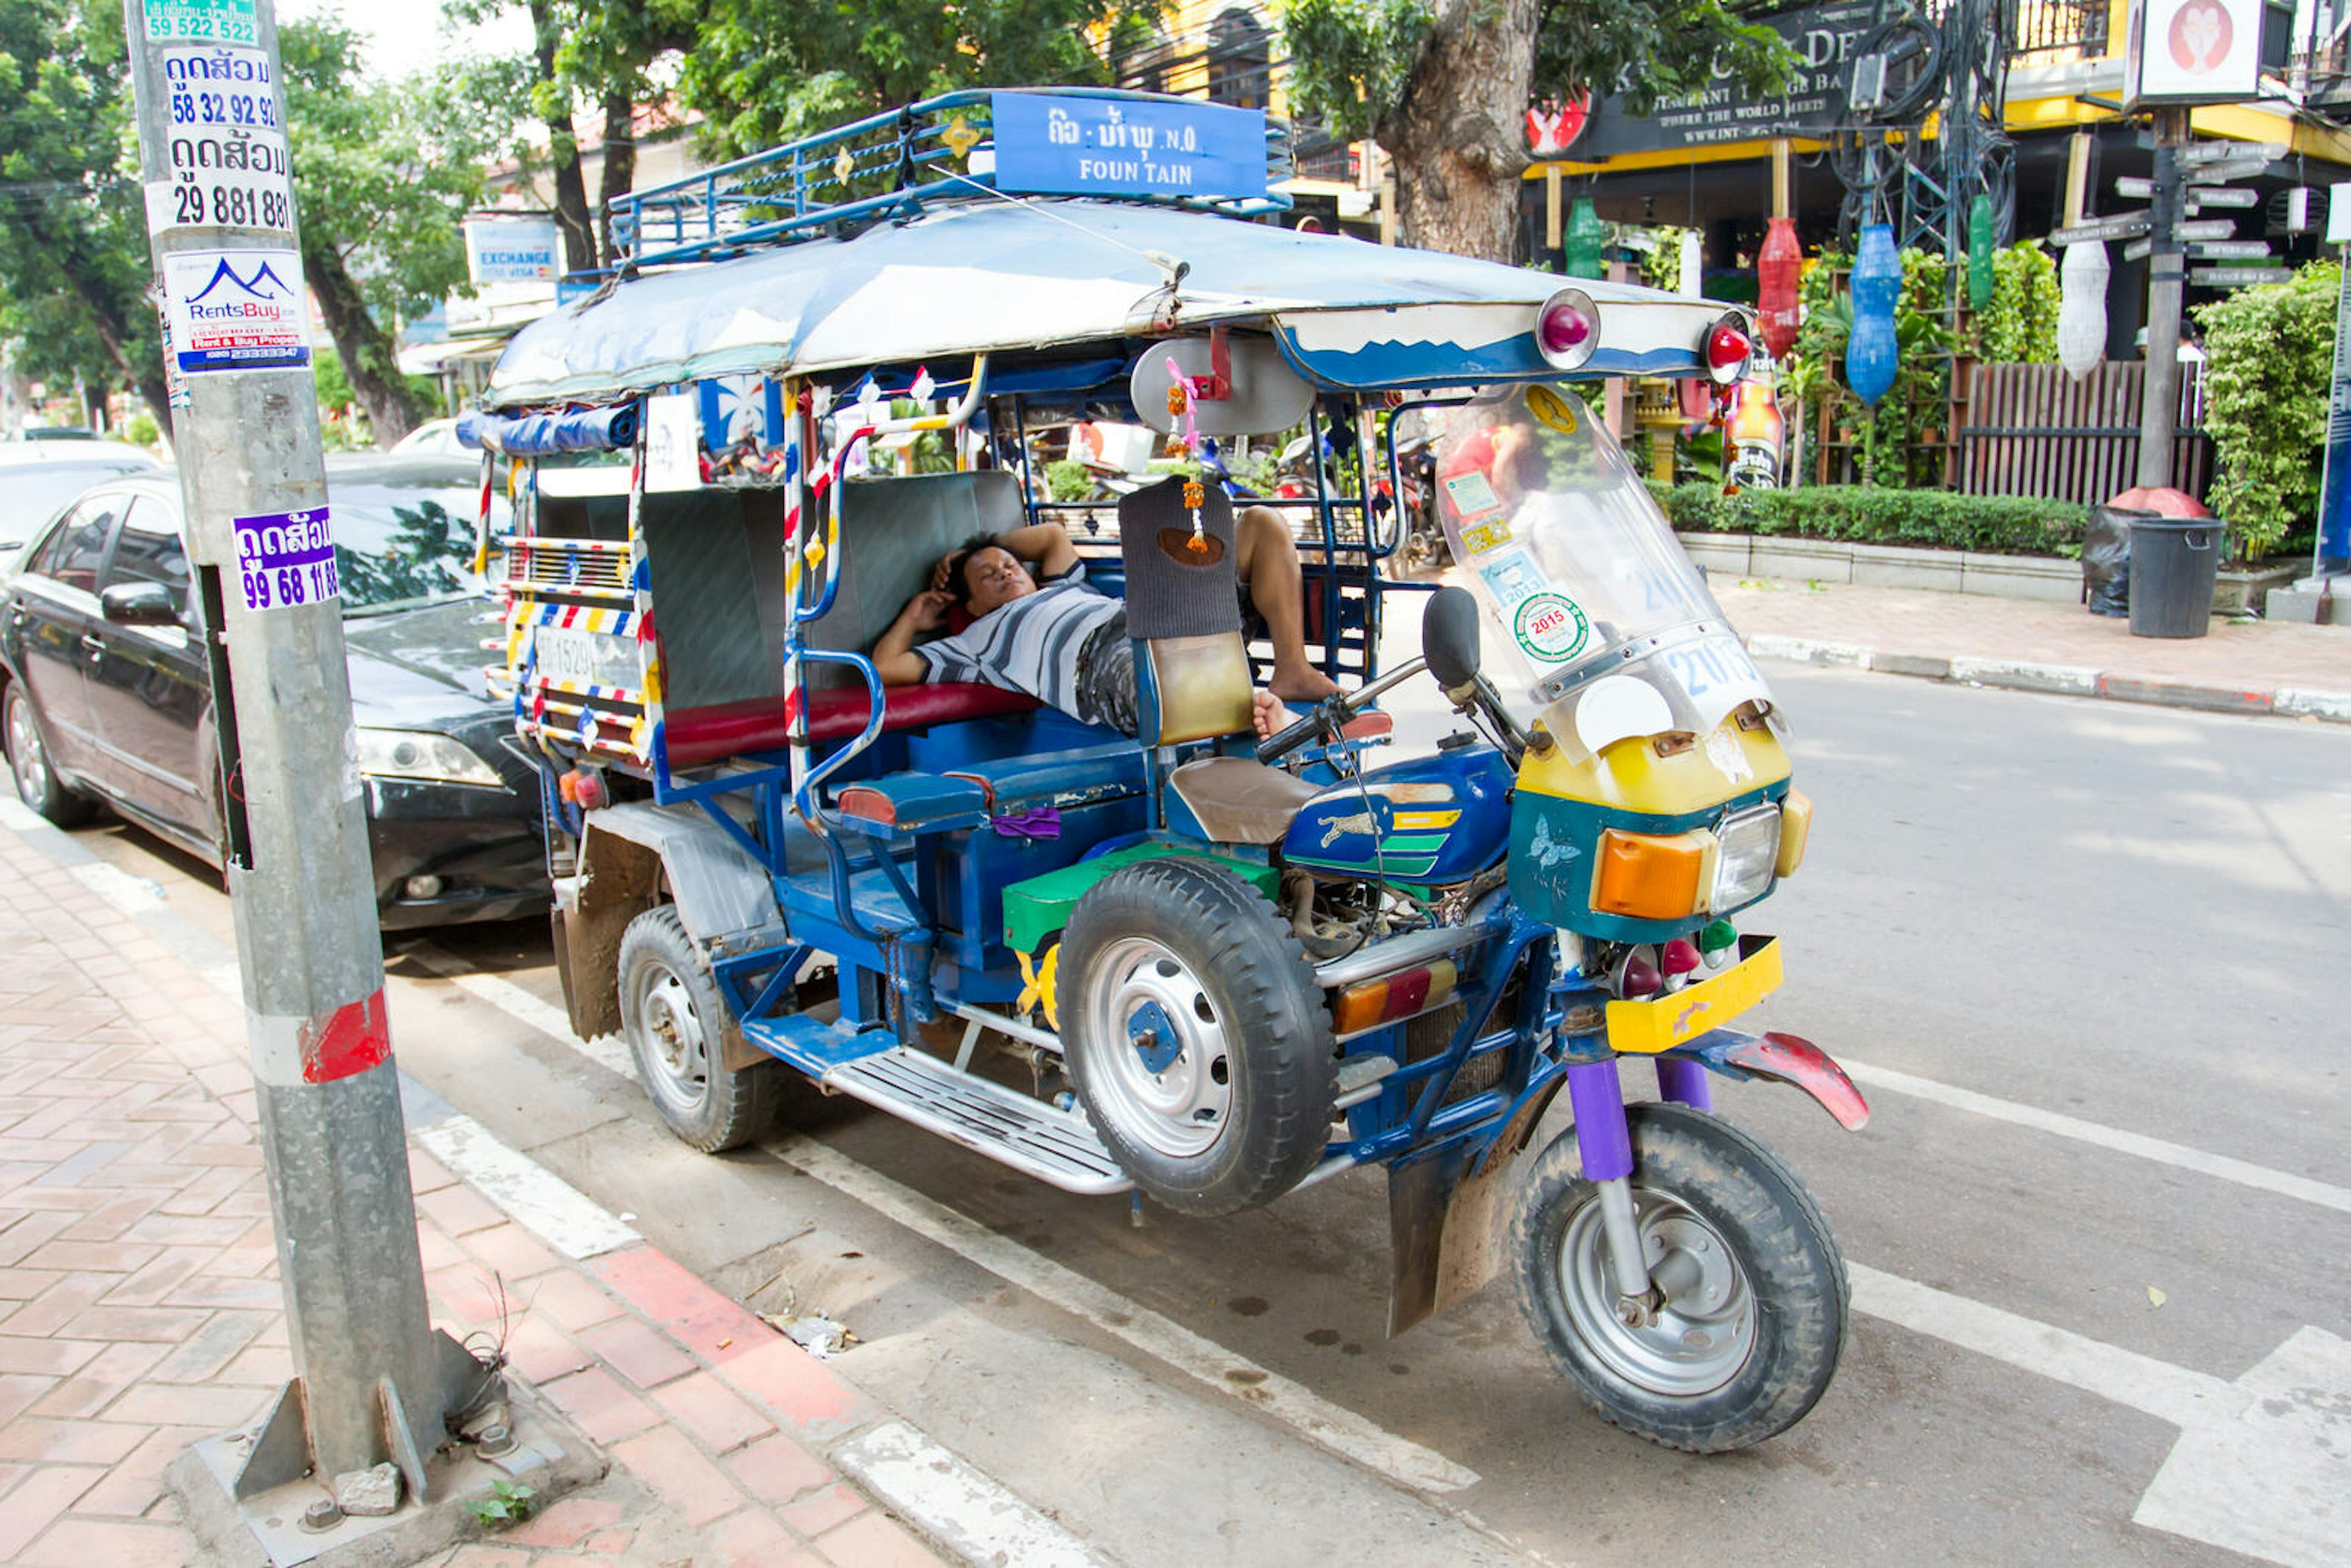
[1845,222,1900,408]
[1678,228,1704,298]
[1756,217,1801,360]
[1967,196,1997,310]
[1564,198,1605,279]
[2057,240,2110,382]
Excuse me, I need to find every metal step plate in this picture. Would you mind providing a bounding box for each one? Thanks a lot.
[821,1048,1132,1195]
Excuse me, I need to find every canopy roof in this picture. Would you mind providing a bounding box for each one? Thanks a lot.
[487,198,1725,408]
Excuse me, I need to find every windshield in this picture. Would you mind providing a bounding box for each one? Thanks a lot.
[1428,384,1772,756]
[329,481,508,616]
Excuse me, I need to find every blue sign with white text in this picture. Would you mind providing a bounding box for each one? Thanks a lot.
[991,93,1267,202]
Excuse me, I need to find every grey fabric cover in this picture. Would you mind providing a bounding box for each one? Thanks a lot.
[802,470,1028,687]
[1117,475,1241,642]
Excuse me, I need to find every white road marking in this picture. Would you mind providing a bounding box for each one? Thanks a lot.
[1839,1056,2351,1215]
[1854,1265,2349,1568]
[834,1419,1112,1568]
[68,860,167,916]
[412,1112,641,1261]
[404,942,636,1079]
[769,1133,1481,1495]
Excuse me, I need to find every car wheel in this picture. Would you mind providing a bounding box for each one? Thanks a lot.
[617,905,783,1153]
[4,682,96,828]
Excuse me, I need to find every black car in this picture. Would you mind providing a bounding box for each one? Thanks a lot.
[1,456,548,928]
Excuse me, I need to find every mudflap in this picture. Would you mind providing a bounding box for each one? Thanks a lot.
[1679,1028,1870,1131]
[1385,1082,1562,1337]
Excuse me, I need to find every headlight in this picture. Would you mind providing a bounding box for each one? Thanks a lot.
[357,729,504,787]
[1711,805,1782,912]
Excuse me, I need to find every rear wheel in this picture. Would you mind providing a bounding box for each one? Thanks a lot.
[1510,1102,1847,1452]
[4,682,95,827]
[1061,858,1334,1217]
[618,906,781,1152]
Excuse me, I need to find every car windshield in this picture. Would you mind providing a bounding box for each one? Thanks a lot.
[3,465,150,552]
[330,479,506,617]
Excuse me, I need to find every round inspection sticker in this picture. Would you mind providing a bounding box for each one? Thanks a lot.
[1513,591,1590,663]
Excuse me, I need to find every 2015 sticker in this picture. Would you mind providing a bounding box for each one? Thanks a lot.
[1512,591,1590,664]
[233,507,337,611]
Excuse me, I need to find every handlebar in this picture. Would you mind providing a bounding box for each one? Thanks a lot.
[1254,656,1427,765]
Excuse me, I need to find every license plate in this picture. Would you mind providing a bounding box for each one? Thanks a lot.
[532,624,636,689]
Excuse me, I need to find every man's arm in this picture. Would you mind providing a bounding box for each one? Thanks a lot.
[994,521,1080,578]
[872,590,952,686]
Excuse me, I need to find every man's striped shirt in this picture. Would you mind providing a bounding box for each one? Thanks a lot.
[912,562,1123,721]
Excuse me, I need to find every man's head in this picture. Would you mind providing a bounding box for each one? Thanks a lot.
[944,533,1036,616]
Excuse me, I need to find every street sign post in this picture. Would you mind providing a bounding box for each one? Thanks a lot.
[2178,140,2287,165]
[2187,187,2262,209]
[2187,240,2276,260]
[2050,214,2151,246]
[2115,175,2155,200]
[119,0,479,1526]
[2124,237,2153,262]
[2177,218,2241,241]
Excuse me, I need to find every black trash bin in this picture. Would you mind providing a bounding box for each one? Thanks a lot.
[2082,505,2151,617]
[2127,517,2222,639]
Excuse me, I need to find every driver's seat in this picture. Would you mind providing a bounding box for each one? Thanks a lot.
[1119,479,1319,845]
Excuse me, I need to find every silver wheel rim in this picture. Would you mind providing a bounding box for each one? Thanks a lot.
[7,692,48,807]
[632,960,711,1117]
[1081,936,1232,1158]
[1559,1183,1757,1396]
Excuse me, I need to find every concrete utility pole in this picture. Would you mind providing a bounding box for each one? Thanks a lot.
[2135,105,2191,490]
[121,0,476,1515]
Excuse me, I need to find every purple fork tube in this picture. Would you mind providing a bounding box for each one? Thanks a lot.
[1655,1054,1715,1112]
[1566,1060,1633,1180]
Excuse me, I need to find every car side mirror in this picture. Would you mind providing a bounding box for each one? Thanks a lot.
[99,580,180,627]
[1422,585,1482,691]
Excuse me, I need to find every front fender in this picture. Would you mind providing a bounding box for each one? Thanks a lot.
[1672,1028,1870,1131]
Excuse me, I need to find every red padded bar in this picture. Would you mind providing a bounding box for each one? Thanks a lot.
[661,684,1041,768]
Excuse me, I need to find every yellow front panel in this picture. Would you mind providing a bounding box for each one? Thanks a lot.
[1520,715,1792,816]
[1604,936,1783,1054]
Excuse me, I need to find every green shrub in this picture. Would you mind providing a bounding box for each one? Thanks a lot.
[122,411,160,449]
[2194,260,2339,561]
[1651,481,2087,556]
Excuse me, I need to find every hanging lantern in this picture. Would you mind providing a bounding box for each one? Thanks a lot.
[1967,195,1997,311]
[1757,217,1801,360]
[1845,223,1900,408]
[2057,240,2110,381]
[1564,198,1605,279]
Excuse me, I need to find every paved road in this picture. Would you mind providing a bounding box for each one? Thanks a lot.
[58,664,2351,1568]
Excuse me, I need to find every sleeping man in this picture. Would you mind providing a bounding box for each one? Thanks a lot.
[869,506,1337,739]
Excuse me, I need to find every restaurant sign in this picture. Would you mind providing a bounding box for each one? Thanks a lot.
[1561,2,1879,160]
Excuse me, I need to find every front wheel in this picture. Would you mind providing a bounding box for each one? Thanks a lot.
[1509,1102,1848,1452]
[617,906,782,1153]
[5,683,96,827]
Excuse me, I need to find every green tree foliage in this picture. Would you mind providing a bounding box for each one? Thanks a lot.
[1782,247,1957,489]
[1974,242,2060,364]
[2195,261,2341,561]
[0,0,166,423]
[280,18,491,444]
[1280,0,1788,260]
[677,0,1137,160]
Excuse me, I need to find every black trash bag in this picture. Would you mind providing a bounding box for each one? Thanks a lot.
[2083,506,2151,618]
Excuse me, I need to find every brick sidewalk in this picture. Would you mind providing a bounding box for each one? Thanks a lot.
[0,833,950,1566]
[1715,579,2351,706]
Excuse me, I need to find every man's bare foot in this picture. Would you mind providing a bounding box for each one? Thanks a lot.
[1269,664,1341,703]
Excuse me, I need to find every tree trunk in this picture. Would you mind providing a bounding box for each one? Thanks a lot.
[1378,0,1538,261]
[530,0,599,274]
[596,91,637,268]
[301,237,421,444]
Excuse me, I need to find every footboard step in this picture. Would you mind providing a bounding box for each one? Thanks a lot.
[823,1047,1133,1195]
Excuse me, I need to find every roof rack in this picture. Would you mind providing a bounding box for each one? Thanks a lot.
[606,87,1294,270]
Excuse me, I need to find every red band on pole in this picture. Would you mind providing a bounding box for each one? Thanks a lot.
[299,991,392,1084]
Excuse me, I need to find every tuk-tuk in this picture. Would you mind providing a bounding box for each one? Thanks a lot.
[464,88,1869,1454]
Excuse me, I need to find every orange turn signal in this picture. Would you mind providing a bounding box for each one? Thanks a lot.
[1592,828,1711,920]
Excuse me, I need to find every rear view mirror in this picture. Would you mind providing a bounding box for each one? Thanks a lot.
[99,580,180,626]
[1422,586,1482,690]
